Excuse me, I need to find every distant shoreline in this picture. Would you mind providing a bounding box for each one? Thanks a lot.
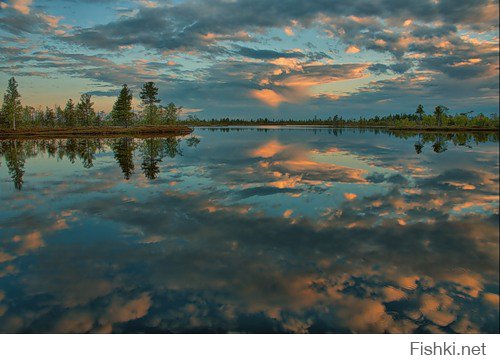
[0,124,498,139]
[0,125,193,139]
[184,124,499,132]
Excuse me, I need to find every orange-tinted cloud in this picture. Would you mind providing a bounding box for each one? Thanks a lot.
[249,89,287,107]
[382,286,407,302]
[420,293,457,327]
[250,140,287,158]
[344,192,358,200]
[3,0,32,14]
[483,293,499,308]
[100,293,151,325]
[345,45,360,54]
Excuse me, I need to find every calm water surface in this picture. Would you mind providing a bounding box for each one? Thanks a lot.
[0,128,498,333]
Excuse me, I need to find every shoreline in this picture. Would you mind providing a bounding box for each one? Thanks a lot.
[0,125,193,139]
[185,124,499,132]
[0,124,498,139]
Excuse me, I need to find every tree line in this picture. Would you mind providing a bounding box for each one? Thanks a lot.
[185,106,498,128]
[0,78,182,130]
[1,77,498,130]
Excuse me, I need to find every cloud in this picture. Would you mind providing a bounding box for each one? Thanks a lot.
[236,46,304,60]
[100,293,151,325]
[1,0,32,14]
[15,231,45,254]
[344,193,358,200]
[250,140,287,158]
[63,0,499,54]
[420,293,457,327]
[483,293,499,308]
[382,286,407,302]
[249,89,288,107]
[345,45,360,54]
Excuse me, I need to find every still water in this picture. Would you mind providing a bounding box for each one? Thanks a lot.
[0,127,498,333]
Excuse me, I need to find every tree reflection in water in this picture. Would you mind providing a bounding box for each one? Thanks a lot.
[0,131,497,189]
[0,136,200,188]
[1,140,26,190]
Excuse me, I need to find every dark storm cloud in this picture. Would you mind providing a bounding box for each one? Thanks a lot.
[62,0,498,52]
[368,62,413,75]
[366,172,409,185]
[411,24,458,39]
[0,7,57,35]
[238,186,302,198]
[419,168,499,190]
[86,89,121,97]
[420,56,494,79]
[64,6,172,50]
[236,46,304,60]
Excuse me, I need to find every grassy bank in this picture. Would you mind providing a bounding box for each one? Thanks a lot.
[0,125,193,139]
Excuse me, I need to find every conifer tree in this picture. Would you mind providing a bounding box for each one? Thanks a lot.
[44,107,56,127]
[112,84,134,127]
[76,94,96,126]
[415,104,424,122]
[434,105,448,127]
[55,106,64,126]
[64,99,76,126]
[140,82,161,124]
[1,77,22,130]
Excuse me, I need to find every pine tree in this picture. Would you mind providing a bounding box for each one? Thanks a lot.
[64,99,76,126]
[140,82,161,124]
[415,104,424,122]
[55,106,64,126]
[112,84,134,127]
[76,94,96,126]
[1,77,22,130]
[44,107,56,128]
[434,105,448,127]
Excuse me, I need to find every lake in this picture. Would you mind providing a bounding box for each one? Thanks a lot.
[0,127,498,333]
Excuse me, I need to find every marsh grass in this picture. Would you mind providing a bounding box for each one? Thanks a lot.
[0,125,193,139]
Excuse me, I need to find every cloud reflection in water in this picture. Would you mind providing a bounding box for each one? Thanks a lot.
[0,128,498,333]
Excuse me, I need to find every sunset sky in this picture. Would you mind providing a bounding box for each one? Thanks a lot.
[0,0,498,118]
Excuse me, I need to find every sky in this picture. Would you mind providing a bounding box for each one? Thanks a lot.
[0,0,498,118]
